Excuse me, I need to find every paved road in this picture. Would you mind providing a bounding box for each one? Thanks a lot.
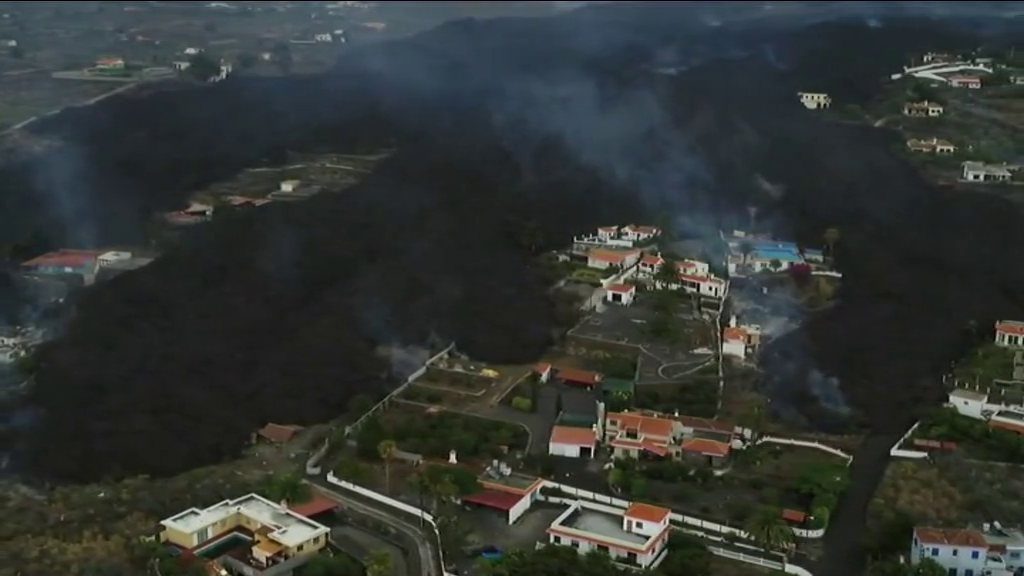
[306,478,440,576]
[332,525,408,576]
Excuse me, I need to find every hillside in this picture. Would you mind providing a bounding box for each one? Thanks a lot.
[3,8,1023,481]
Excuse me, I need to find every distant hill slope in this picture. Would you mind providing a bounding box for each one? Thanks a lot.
[3,9,1023,481]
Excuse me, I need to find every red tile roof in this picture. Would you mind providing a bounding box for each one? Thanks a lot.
[680,437,730,457]
[624,502,670,524]
[288,495,341,517]
[463,489,527,511]
[914,527,987,548]
[608,412,677,438]
[550,425,596,446]
[606,283,635,294]
[556,368,602,386]
[989,419,1024,435]
[256,423,303,443]
[723,327,747,343]
[22,250,101,269]
[996,321,1024,336]
[782,509,807,523]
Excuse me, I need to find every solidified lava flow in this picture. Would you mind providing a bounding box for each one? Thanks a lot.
[0,4,1019,484]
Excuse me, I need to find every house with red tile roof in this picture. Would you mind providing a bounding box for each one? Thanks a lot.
[555,368,603,389]
[911,527,992,574]
[586,248,642,271]
[603,410,735,468]
[21,250,103,284]
[545,499,672,569]
[575,224,661,249]
[995,320,1024,348]
[604,283,636,306]
[548,425,597,458]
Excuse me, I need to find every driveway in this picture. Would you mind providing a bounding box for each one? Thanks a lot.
[461,382,590,454]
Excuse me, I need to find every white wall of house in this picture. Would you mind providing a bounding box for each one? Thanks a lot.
[98,251,132,266]
[722,339,746,360]
[605,289,636,306]
[949,393,987,420]
[549,442,592,458]
[548,531,666,569]
[995,330,1024,348]
[508,494,532,524]
[910,538,987,574]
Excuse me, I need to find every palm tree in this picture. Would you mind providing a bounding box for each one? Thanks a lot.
[745,508,793,552]
[365,549,393,576]
[823,227,840,259]
[377,439,397,493]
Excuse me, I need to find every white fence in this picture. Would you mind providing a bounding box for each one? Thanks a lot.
[346,343,455,435]
[304,439,331,475]
[889,420,929,459]
[757,436,853,463]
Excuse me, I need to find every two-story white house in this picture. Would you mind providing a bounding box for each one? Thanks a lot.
[798,92,832,110]
[995,321,1024,348]
[547,501,672,569]
[604,411,734,469]
[912,527,1009,576]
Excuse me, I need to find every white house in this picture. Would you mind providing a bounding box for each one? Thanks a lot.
[548,425,597,458]
[183,47,202,55]
[948,388,990,420]
[586,249,642,271]
[547,501,671,569]
[798,92,832,110]
[962,162,1013,183]
[637,254,665,278]
[463,465,543,525]
[722,327,748,360]
[95,57,125,70]
[620,225,660,244]
[314,33,333,43]
[677,273,727,299]
[995,321,1024,348]
[97,251,132,267]
[903,101,945,117]
[948,75,982,89]
[605,284,637,306]
[912,526,1014,576]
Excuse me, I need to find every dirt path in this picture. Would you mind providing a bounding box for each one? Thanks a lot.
[812,432,901,576]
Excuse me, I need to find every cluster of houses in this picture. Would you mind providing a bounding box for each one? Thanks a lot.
[723,231,823,277]
[163,180,319,225]
[947,321,1024,434]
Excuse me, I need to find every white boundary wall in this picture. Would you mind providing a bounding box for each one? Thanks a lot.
[325,473,816,575]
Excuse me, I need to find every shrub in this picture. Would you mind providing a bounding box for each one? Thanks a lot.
[511,396,533,412]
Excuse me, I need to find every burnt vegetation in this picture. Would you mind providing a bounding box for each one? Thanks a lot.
[0,7,1022,482]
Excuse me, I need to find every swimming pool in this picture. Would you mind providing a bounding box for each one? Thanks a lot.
[195,533,252,559]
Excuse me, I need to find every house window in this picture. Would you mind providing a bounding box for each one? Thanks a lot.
[971,550,980,559]
[965,569,974,576]
[635,521,644,530]
[1010,552,1020,559]
[931,548,939,556]
[553,535,561,544]
[297,544,305,552]
[953,549,958,556]
[947,569,956,576]
[570,540,579,549]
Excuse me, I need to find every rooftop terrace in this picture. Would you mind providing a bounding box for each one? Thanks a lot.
[555,506,648,546]
[161,493,329,548]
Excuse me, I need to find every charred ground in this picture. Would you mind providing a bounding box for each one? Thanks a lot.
[0,9,1021,482]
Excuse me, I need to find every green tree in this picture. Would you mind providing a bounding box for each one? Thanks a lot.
[187,53,220,82]
[744,507,793,552]
[365,549,393,576]
[355,416,386,459]
[655,260,678,287]
[257,472,311,504]
[739,241,754,264]
[333,457,369,484]
[658,532,712,576]
[769,258,782,272]
[377,439,397,493]
[484,545,628,576]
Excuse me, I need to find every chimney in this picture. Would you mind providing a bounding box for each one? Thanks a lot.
[448,449,458,464]
[279,500,288,509]
[729,315,737,328]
